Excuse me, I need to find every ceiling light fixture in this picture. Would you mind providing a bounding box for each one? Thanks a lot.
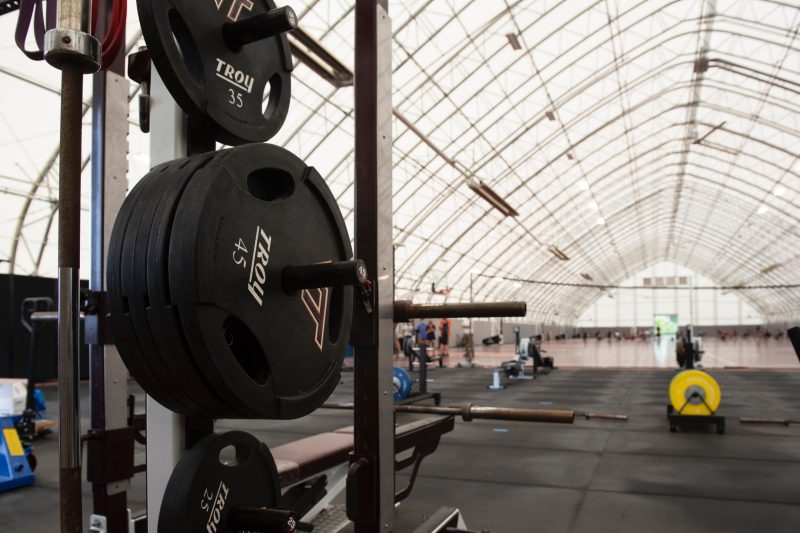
[506,33,522,50]
[757,205,769,215]
[545,110,556,121]
[548,245,570,261]
[595,217,605,226]
[774,185,786,197]
[467,180,519,217]
[577,179,590,191]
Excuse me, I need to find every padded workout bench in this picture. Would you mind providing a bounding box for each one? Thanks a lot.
[271,415,456,527]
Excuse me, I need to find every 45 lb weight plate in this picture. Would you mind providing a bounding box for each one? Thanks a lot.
[138,0,296,145]
[108,144,356,418]
[170,143,354,418]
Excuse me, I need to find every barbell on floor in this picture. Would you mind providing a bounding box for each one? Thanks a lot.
[739,417,800,426]
[321,402,627,423]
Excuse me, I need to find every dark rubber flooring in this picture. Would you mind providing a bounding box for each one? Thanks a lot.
[2,367,800,532]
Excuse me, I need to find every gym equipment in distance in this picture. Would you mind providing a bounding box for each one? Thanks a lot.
[667,369,725,434]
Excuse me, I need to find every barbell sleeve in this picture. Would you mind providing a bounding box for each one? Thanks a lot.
[394,301,527,322]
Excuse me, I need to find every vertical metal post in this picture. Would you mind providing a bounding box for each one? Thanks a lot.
[88,2,131,530]
[146,69,189,532]
[350,0,394,531]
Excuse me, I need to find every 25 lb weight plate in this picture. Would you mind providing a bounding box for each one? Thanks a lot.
[169,143,353,419]
[159,431,296,533]
[138,0,295,145]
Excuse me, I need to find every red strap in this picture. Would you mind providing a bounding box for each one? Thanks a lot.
[94,0,128,70]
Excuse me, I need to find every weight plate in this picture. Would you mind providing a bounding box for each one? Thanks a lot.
[108,164,194,412]
[393,367,412,402]
[169,143,353,419]
[133,153,244,417]
[159,431,281,533]
[142,152,244,417]
[124,160,216,414]
[669,370,721,416]
[137,0,293,145]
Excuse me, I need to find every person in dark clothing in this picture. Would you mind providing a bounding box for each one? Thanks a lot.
[439,318,451,357]
[425,321,436,354]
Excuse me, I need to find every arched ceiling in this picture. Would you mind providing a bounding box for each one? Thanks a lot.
[0,0,798,324]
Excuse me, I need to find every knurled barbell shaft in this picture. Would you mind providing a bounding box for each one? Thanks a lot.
[282,259,368,291]
[393,301,527,322]
[322,402,575,424]
[224,6,298,50]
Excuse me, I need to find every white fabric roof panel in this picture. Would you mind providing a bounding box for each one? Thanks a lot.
[0,0,797,324]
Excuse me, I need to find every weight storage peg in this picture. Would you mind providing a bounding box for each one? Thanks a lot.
[224,5,298,50]
[137,0,295,145]
[282,259,368,292]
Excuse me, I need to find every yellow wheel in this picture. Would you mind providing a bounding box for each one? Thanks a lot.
[669,370,721,415]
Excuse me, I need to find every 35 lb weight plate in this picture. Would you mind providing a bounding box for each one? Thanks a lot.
[669,370,721,416]
[138,0,295,145]
[159,431,295,533]
[170,143,353,419]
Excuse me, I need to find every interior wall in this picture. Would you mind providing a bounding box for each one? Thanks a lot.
[576,262,765,329]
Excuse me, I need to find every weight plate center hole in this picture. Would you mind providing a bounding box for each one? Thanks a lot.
[222,315,271,385]
[218,444,249,467]
[247,168,294,201]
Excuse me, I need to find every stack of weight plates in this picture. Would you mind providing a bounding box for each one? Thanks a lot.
[108,143,353,419]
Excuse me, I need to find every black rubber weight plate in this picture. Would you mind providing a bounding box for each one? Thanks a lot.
[137,0,293,145]
[108,164,193,412]
[129,154,233,416]
[159,431,281,533]
[142,152,243,418]
[169,143,354,419]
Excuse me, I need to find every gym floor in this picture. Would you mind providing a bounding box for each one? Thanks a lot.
[438,337,800,369]
[2,342,800,532]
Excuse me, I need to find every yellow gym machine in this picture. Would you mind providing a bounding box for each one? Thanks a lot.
[667,370,725,434]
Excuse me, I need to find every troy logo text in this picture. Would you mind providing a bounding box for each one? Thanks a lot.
[215,58,255,94]
[205,481,229,533]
